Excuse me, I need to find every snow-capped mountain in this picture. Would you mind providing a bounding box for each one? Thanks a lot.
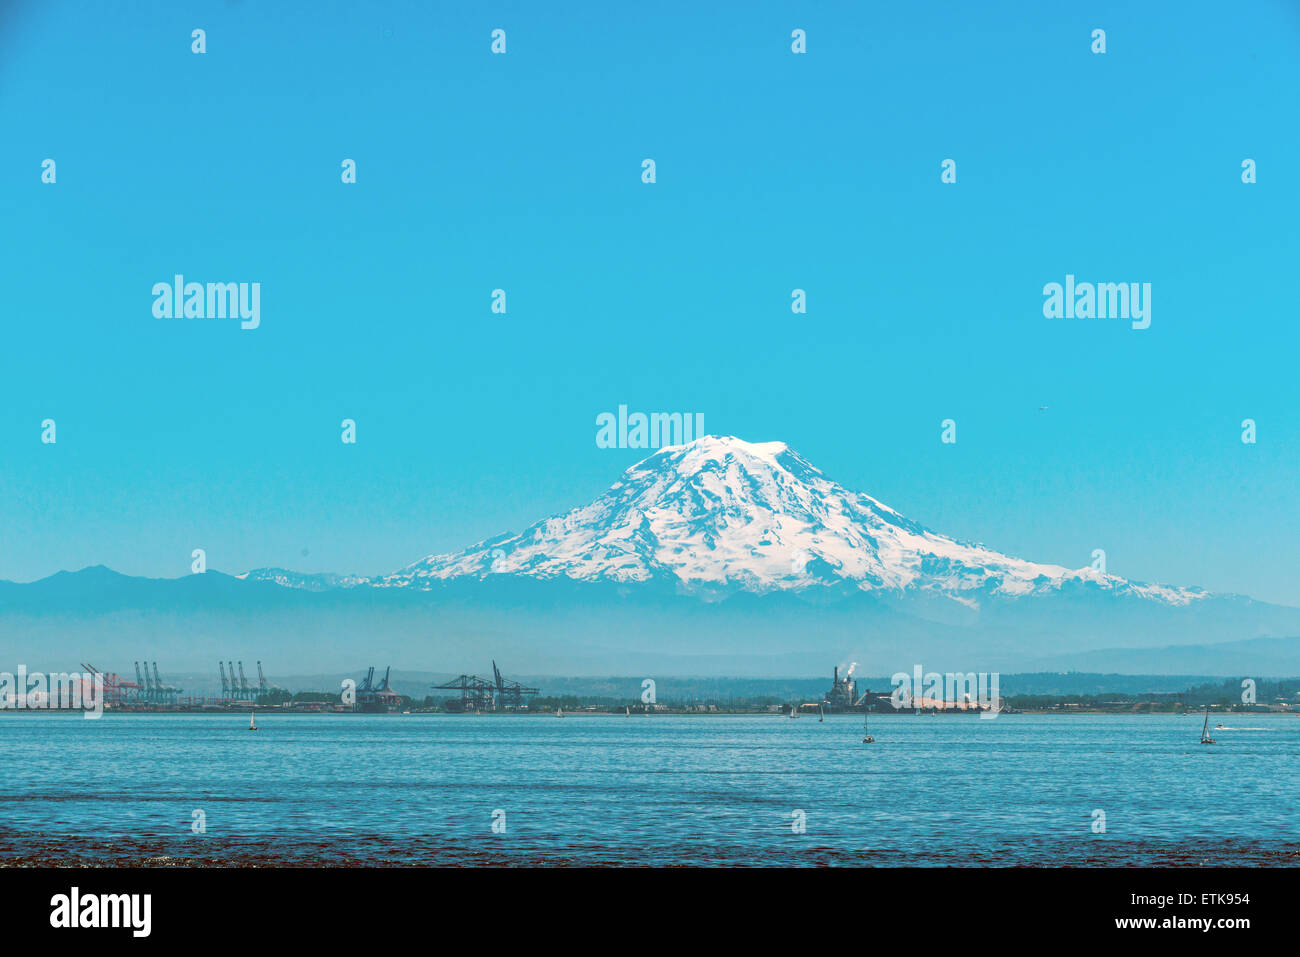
[234,568,369,591]
[13,436,1299,675]
[359,436,1205,608]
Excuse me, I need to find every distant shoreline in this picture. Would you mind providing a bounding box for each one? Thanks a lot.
[2,708,1294,718]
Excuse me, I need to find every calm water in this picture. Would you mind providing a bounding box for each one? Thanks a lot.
[1,713,1295,866]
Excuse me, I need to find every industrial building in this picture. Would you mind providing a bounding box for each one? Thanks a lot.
[816,665,896,713]
[823,665,860,711]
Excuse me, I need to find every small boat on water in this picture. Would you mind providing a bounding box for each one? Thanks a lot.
[556,707,564,718]
[248,713,258,732]
[1200,706,1215,745]
[818,706,824,723]
[625,706,631,716]
[862,710,874,744]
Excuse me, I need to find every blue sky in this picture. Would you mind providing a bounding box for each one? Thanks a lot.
[2,0,1298,605]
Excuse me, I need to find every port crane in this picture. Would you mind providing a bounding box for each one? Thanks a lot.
[227,661,241,699]
[82,663,138,708]
[357,666,376,695]
[492,660,538,710]
[434,661,538,712]
[351,665,400,712]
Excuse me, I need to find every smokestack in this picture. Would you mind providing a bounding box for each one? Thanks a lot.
[834,666,839,685]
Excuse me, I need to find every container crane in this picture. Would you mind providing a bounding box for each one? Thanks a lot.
[353,665,399,712]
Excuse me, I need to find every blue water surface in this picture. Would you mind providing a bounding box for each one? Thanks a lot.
[1,713,1295,866]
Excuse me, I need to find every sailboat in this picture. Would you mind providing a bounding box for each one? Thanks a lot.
[556,707,564,718]
[818,706,824,723]
[861,709,874,744]
[1200,706,1215,745]
[248,712,258,732]
[625,706,631,717]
